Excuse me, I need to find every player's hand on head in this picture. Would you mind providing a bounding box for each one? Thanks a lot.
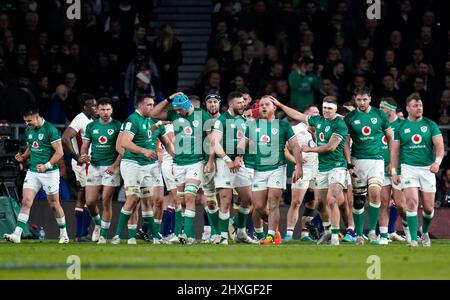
[168,92,184,101]
[267,96,280,107]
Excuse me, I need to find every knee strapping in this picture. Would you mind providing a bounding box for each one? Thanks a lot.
[185,183,199,195]
[368,177,383,189]
[140,187,153,198]
[125,186,140,197]
[353,186,367,210]
[177,191,185,199]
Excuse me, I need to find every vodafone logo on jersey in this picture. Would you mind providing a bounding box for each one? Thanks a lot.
[411,134,422,144]
[362,126,371,136]
[32,141,39,149]
[98,136,108,144]
[237,130,244,139]
[382,136,388,145]
[184,126,193,136]
[319,132,325,142]
[260,135,270,143]
[148,130,152,139]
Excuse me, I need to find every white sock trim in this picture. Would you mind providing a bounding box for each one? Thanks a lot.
[423,210,434,219]
[255,227,263,233]
[56,216,66,226]
[219,211,230,220]
[353,208,365,214]
[121,208,132,215]
[184,209,196,218]
[142,210,154,217]
[237,206,250,214]
[101,221,111,229]
[406,211,418,217]
[17,213,29,223]
[380,226,388,234]
[369,202,381,208]
[127,224,137,229]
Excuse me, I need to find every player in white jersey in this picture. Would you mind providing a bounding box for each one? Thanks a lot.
[283,104,320,242]
[62,94,97,242]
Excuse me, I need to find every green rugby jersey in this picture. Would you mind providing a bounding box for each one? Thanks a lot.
[83,118,122,166]
[244,118,295,172]
[168,108,211,166]
[307,115,348,172]
[344,107,390,160]
[25,120,60,173]
[212,110,247,160]
[122,111,166,165]
[393,117,442,167]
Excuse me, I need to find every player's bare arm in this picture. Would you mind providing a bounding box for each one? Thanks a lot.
[267,96,308,123]
[430,135,444,174]
[37,140,64,173]
[304,134,342,154]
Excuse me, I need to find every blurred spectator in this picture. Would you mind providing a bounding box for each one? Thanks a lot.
[436,168,450,208]
[151,24,182,97]
[288,57,322,111]
[47,84,68,125]
[0,74,35,123]
[232,28,265,61]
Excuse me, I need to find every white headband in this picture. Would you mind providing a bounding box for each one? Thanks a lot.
[322,102,337,110]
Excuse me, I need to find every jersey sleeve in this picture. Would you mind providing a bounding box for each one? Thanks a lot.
[430,120,442,137]
[203,110,212,133]
[332,119,348,140]
[68,114,83,133]
[307,115,319,127]
[380,109,391,132]
[212,115,225,133]
[283,120,295,141]
[393,123,401,142]
[123,116,137,136]
[167,109,176,122]
[158,124,167,137]
[49,125,62,144]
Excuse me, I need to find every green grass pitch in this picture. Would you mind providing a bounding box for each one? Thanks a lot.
[1,240,450,280]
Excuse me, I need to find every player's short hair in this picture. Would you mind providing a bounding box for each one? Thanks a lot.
[236,87,250,95]
[353,86,371,97]
[406,93,422,105]
[380,97,397,107]
[79,93,95,106]
[323,96,337,105]
[22,105,39,117]
[227,91,243,103]
[337,105,351,116]
[97,97,112,107]
[304,104,318,112]
[136,94,154,104]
